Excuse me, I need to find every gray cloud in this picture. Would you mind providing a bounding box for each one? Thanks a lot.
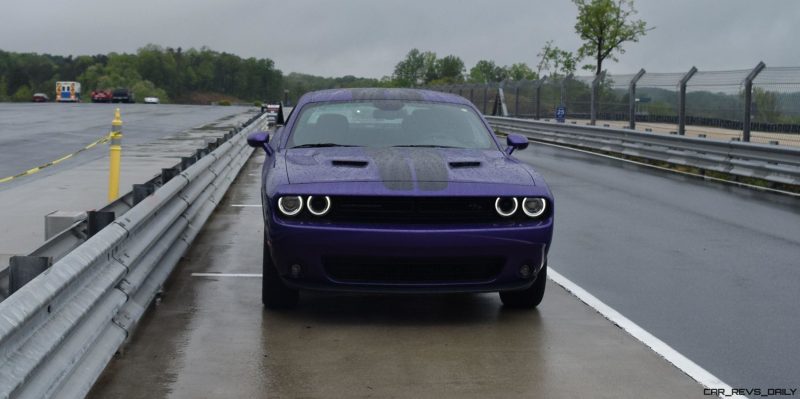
[2,0,798,78]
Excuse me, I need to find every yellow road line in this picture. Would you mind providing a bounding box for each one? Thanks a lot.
[0,133,112,184]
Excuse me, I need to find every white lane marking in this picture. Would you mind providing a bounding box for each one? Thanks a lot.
[191,273,262,278]
[230,204,262,207]
[529,139,799,198]
[547,268,742,399]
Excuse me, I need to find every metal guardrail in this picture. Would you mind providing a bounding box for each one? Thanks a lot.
[0,112,265,301]
[0,113,266,399]
[487,116,800,186]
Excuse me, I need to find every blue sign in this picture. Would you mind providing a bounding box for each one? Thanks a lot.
[555,106,566,123]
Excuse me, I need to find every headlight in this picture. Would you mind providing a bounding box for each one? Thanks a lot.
[521,197,546,218]
[277,196,303,216]
[495,197,518,217]
[307,195,332,216]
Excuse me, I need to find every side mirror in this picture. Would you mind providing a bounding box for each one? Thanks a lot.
[505,133,529,154]
[247,131,269,149]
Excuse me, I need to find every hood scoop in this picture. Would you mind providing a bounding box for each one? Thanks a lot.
[331,159,369,168]
[448,161,482,168]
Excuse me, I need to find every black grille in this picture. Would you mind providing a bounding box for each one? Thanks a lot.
[307,196,528,224]
[323,256,504,283]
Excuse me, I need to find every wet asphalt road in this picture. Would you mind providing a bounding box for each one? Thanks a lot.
[513,143,800,389]
[0,103,250,185]
[89,153,705,399]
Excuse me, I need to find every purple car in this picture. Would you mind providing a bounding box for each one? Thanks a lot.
[247,88,554,309]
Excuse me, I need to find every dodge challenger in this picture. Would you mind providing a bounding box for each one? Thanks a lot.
[247,88,554,309]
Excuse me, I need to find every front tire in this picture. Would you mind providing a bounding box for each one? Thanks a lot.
[499,263,547,309]
[262,237,298,309]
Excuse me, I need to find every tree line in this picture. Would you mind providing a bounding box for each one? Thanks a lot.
[0,45,283,104]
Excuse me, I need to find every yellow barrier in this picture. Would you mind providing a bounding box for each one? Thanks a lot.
[107,108,123,201]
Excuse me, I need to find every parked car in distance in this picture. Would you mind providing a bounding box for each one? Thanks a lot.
[143,97,160,104]
[111,88,134,103]
[91,90,112,103]
[32,93,49,102]
[248,88,554,310]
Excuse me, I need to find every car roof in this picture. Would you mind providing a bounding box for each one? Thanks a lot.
[295,88,472,108]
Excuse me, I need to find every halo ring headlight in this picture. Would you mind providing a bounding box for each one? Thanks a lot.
[307,195,332,216]
[277,196,303,216]
[495,197,518,217]
[522,197,547,218]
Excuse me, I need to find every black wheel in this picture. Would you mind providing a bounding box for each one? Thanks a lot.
[500,263,547,309]
[262,236,298,309]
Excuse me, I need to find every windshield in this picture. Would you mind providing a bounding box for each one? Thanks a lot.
[287,101,496,149]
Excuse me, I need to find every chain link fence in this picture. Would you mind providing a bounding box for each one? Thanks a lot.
[428,63,800,147]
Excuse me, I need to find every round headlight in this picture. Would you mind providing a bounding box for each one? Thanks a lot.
[522,197,546,218]
[307,195,331,216]
[495,197,518,217]
[277,196,303,216]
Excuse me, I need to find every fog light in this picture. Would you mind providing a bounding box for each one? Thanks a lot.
[519,264,533,279]
[290,264,302,278]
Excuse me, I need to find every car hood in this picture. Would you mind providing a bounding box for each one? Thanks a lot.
[283,147,535,188]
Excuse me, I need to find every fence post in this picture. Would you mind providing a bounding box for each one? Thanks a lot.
[590,72,605,125]
[629,69,646,130]
[743,61,766,142]
[482,84,488,114]
[469,87,474,104]
[535,80,542,120]
[678,66,698,136]
[514,83,520,117]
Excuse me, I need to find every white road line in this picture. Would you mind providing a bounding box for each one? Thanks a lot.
[230,204,262,207]
[547,268,743,399]
[191,273,262,278]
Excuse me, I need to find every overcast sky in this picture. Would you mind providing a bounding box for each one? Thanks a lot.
[2,0,798,78]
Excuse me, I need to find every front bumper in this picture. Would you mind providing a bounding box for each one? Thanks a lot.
[265,218,552,293]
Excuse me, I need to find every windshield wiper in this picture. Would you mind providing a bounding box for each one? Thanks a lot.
[292,143,359,148]
[392,144,462,148]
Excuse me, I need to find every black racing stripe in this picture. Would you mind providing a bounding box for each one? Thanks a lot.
[409,149,448,191]
[365,148,413,191]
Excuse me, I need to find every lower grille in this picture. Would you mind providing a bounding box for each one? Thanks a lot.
[323,256,504,283]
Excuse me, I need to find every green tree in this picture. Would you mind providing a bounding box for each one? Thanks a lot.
[752,87,781,123]
[393,49,437,87]
[433,55,465,83]
[12,84,31,102]
[537,40,579,78]
[469,60,508,83]
[507,63,538,81]
[573,0,650,76]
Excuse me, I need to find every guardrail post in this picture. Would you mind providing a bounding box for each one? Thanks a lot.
[629,69,646,130]
[590,72,605,125]
[161,167,179,184]
[743,61,766,142]
[9,256,52,294]
[133,183,155,205]
[87,211,115,237]
[678,66,698,136]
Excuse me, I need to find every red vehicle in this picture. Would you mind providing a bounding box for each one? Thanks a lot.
[91,90,112,103]
[32,93,49,102]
